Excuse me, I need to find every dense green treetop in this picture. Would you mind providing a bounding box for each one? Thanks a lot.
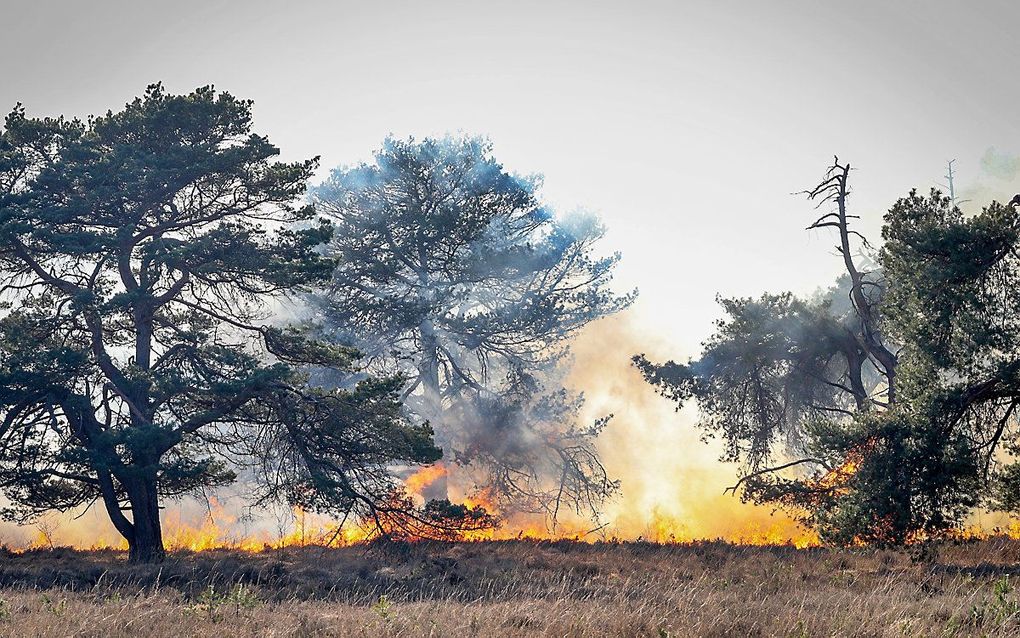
[0,85,484,561]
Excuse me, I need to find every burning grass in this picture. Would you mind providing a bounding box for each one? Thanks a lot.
[4,538,1020,636]
[12,458,824,552]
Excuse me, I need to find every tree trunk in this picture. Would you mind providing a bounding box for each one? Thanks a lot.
[831,162,898,402]
[125,477,166,563]
[417,318,449,500]
[419,319,443,419]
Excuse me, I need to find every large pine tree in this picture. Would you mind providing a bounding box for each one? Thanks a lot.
[311,136,634,525]
[0,85,476,562]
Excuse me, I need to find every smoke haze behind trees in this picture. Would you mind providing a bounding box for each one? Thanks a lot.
[3,0,1020,549]
[308,136,635,527]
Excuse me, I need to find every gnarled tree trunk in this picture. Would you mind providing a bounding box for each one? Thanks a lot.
[124,476,165,563]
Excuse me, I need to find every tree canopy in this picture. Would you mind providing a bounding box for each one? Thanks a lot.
[0,85,488,562]
[637,159,1020,546]
[310,136,634,526]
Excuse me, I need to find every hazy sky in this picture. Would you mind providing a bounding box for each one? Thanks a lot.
[5,0,1020,356]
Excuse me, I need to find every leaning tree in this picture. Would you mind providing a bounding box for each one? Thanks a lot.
[0,85,491,562]
[637,158,1020,546]
[310,136,635,526]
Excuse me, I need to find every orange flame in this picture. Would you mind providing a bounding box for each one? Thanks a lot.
[404,464,448,497]
[0,318,887,553]
[812,439,874,495]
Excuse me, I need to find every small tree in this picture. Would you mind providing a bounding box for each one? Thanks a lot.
[637,158,1020,545]
[0,85,481,562]
[310,136,634,525]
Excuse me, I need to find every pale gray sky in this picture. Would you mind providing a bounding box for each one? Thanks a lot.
[4,0,1020,355]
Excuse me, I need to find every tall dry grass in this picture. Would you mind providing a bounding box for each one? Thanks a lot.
[1,538,1020,636]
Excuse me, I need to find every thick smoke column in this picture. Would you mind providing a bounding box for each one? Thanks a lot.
[566,313,818,544]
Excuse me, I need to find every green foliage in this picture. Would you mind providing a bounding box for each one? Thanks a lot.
[310,135,632,522]
[881,189,1020,373]
[638,160,1020,546]
[991,462,1020,512]
[639,289,865,470]
[40,594,66,617]
[0,84,453,561]
[248,376,444,517]
[189,583,261,623]
[967,576,1020,629]
[371,594,393,621]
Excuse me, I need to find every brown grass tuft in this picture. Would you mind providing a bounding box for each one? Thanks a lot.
[1,538,1020,636]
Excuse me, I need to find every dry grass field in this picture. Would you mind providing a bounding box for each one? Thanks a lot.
[2,538,1020,636]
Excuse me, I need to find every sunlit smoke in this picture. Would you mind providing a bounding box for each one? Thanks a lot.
[9,311,1020,551]
[564,312,819,547]
[0,312,822,550]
